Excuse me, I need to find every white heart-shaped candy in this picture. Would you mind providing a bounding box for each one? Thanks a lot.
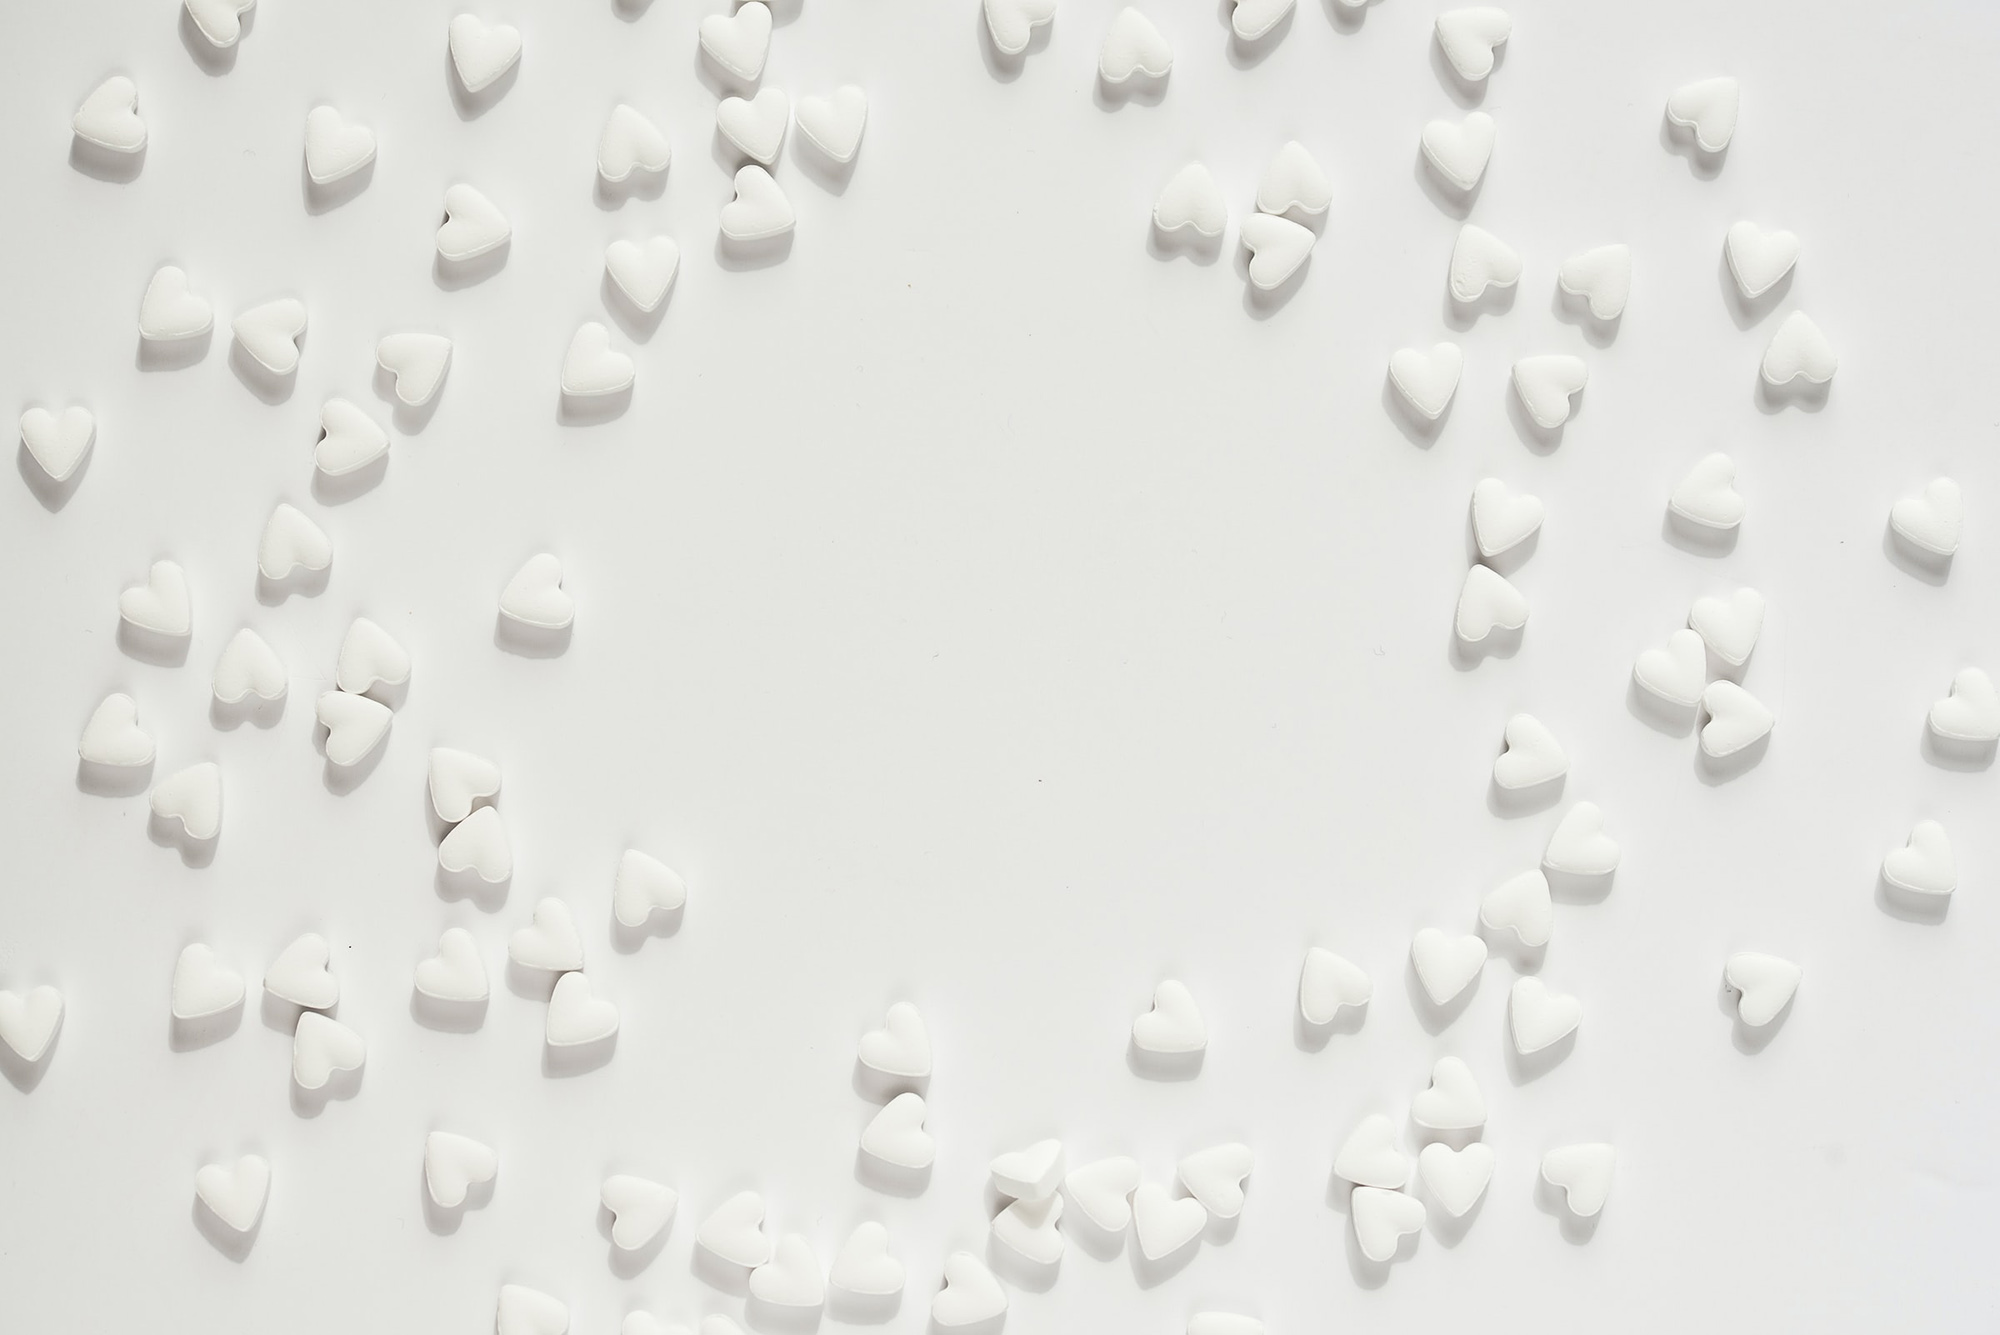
[317,690,392,766]
[195,1154,268,1232]
[1420,112,1493,191]
[1666,76,1738,152]
[1700,680,1773,757]
[720,165,794,241]
[1930,667,2000,742]
[796,86,867,164]
[1350,1186,1425,1262]
[561,323,633,397]
[292,1010,365,1088]
[546,972,618,1046]
[232,298,307,376]
[1493,715,1565,790]
[614,849,687,928]
[1689,587,1764,666]
[1884,821,1955,896]
[602,1174,678,1250]
[376,333,452,406]
[1132,1181,1205,1260]
[510,898,583,973]
[150,762,222,840]
[1099,8,1172,82]
[1448,223,1520,301]
[931,1252,1005,1328]
[439,805,512,881]
[1633,628,1706,708]
[1064,1155,1139,1230]
[599,104,671,182]
[429,747,500,823]
[1760,311,1836,386]
[1334,1113,1408,1188]
[120,560,191,636]
[1298,947,1370,1024]
[1152,163,1227,239]
[172,943,244,1020]
[1230,0,1293,41]
[437,184,511,261]
[1177,1142,1251,1218]
[1669,453,1744,530]
[1470,478,1541,558]
[258,503,332,580]
[139,266,212,340]
[751,1233,825,1307]
[991,1139,1065,1201]
[1509,977,1581,1053]
[717,89,786,166]
[1434,7,1510,82]
[1131,978,1206,1053]
[1544,801,1618,876]
[1410,928,1486,1005]
[303,106,374,184]
[79,693,153,767]
[700,2,772,82]
[1417,1142,1492,1217]
[606,237,680,313]
[1241,213,1314,290]
[1411,1055,1485,1131]
[1726,953,1801,1026]
[415,927,487,1002]
[697,1191,772,1268]
[213,629,285,703]
[265,932,337,1010]
[1890,478,1963,557]
[73,75,145,153]
[991,1193,1064,1264]
[314,399,387,477]
[19,405,94,483]
[1724,221,1799,299]
[858,999,931,1078]
[500,553,573,629]
[449,15,521,93]
[1455,564,1528,642]
[0,986,64,1062]
[1557,244,1631,321]
[830,1221,903,1295]
[1255,140,1330,217]
[495,1285,567,1335]
[336,618,409,696]
[1389,343,1462,422]
[1478,869,1552,948]
[425,1132,497,1207]
[1512,354,1588,429]
[984,0,1056,56]
[1540,1143,1614,1216]
[861,1091,934,1169]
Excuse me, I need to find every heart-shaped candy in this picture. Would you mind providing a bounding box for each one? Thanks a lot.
[1508,977,1581,1053]
[0,986,64,1062]
[719,165,794,242]
[1890,478,1962,557]
[1760,311,1836,386]
[500,554,574,629]
[172,944,244,1020]
[1470,478,1541,558]
[1229,0,1293,41]
[1176,1142,1251,1217]
[1883,821,1955,897]
[1411,1055,1485,1131]
[73,75,146,153]
[1421,112,1493,191]
[931,1252,1005,1328]
[437,184,511,261]
[19,406,94,483]
[602,1174,678,1250]
[257,504,332,580]
[232,298,307,376]
[1152,163,1227,239]
[750,1233,825,1307]
[1724,952,1799,1026]
[860,1091,934,1169]
[1633,628,1706,708]
[495,1285,567,1335]
[1063,1155,1139,1230]
[213,628,285,703]
[265,932,337,1010]
[991,1193,1063,1264]
[1699,680,1772,757]
[314,399,388,477]
[1689,587,1764,666]
[1557,244,1630,321]
[990,1139,1064,1200]
[984,0,1056,57]
[1724,221,1798,299]
[139,266,211,341]
[509,898,583,973]
[78,693,153,767]
[194,1154,269,1232]
[335,618,409,696]
[546,972,618,1046]
[614,849,687,928]
[1240,213,1314,290]
[303,106,374,184]
[449,15,521,93]
[1669,453,1744,530]
[1298,947,1370,1024]
[1350,1186,1425,1262]
[1389,343,1462,422]
[292,1010,365,1089]
[150,762,221,841]
[429,747,501,823]
[1255,140,1331,217]
[425,1132,497,1208]
[830,1221,903,1295]
[1098,8,1172,82]
[1512,354,1588,429]
[439,805,512,881]
[1434,7,1510,82]
[717,90,786,166]
[1448,223,1520,301]
[376,333,452,406]
[1540,1143,1614,1216]
[1544,801,1618,876]
[1666,76,1738,152]
[560,323,633,397]
[599,104,671,182]
[1131,978,1206,1053]
[1493,714,1566,790]
[1417,1142,1492,1217]
[1132,1181,1204,1260]
[606,237,680,313]
[796,86,867,164]
[120,560,191,636]
[1410,928,1485,1005]
[1334,1113,1408,1188]
[697,1190,772,1267]
[414,928,487,1002]
[317,690,392,766]
[1478,869,1552,948]
[1455,565,1528,642]
[1929,667,2000,742]
[700,2,772,82]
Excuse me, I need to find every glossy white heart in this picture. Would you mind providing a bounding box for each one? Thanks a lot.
[1509,977,1581,1053]
[303,106,373,184]
[796,86,867,164]
[1412,1055,1485,1131]
[858,1000,931,1078]
[173,944,244,1019]
[1493,715,1565,790]
[258,503,332,580]
[1351,1186,1425,1262]
[1448,223,1520,301]
[1724,952,1799,1026]
[991,1139,1064,1200]
[139,266,211,340]
[991,1193,1064,1264]
[1298,947,1370,1024]
[1557,244,1630,320]
[1240,214,1314,290]
[1544,802,1618,876]
[292,1011,365,1089]
[265,932,337,1010]
[150,763,221,841]
[700,2,772,82]
[1334,1113,1408,1188]
[1099,8,1172,82]
[984,0,1056,57]
[429,747,501,823]
[1541,1143,1615,1215]
[1229,0,1293,41]
[313,399,387,477]
[1255,140,1330,216]
[1883,821,1955,897]
[194,1154,268,1232]
[599,104,671,182]
[212,629,285,704]
[1669,453,1744,530]
[509,898,583,973]
[1131,978,1206,1053]
[1455,565,1528,642]
[698,1191,773,1267]
[1152,163,1227,239]
[602,1174,678,1250]
[78,693,153,767]
[1177,1142,1252,1218]
[1478,869,1552,948]
[613,849,686,928]
[495,1285,567,1335]
[436,184,511,261]
[335,618,409,697]
[717,89,786,166]
[931,1252,1005,1328]
[1410,928,1486,1005]
[1418,1142,1493,1216]
[1470,478,1541,557]
[376,333,452,406]
[546,972,618,1046]
[425,1132,497,1208]
[1930,667,2000,742]
[232,298,307,376]
[1689,587,1764,666]
[830,1221,903,1295]
[0,986,64,1062]
[1389,343,1462,421]
[1724,221,1799,299]
[317,691,391,766]
[561,323,633,397]
[500,553,573,629]
[1421,112,1493,191]
[414,927,487,1002]
[1434,7,1510,82]
[19,406,94,482]
[1634,628,1706,708]
[439,805,512,881]
[1890,478,1963,557]
[751,1233,825,1307]
[1760,311,1836,386]
[120,560,191,636]
[73,75,145,153]
[1512,354,1588,429]
[1132,1181,1204,1259]
[449,15,521,93]
[1666,76,1738,152]
[606,237,680,313]
[720,165,794,241]
[1063,1155,1140,1230]
[1700,680,1773,757]
[860,1091,934,1169]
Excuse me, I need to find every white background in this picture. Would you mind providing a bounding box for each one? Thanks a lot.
[3,0,1997,1330]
